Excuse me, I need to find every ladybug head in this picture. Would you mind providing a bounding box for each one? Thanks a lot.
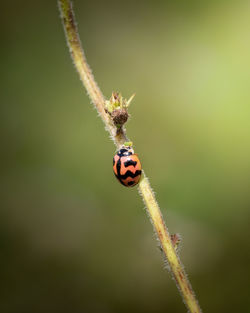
[118,146,134,157]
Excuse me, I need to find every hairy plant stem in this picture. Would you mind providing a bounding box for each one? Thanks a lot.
[58,1,202,312]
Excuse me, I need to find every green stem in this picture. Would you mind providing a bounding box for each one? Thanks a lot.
[58,1,202,312]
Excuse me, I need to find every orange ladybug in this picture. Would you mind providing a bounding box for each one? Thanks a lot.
[113,146,142,187]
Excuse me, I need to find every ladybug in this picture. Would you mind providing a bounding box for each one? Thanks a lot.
[113,146,142,187]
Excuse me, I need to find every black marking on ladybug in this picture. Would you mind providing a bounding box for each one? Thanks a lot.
[116,157,122,177]
[128,181,136,186]
[118,170,142,180]
[114,158,127,186]
[124,159,137,167]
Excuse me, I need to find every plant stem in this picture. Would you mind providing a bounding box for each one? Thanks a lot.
[58,1,202,312]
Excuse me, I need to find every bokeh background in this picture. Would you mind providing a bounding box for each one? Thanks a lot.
[1,0,250,312]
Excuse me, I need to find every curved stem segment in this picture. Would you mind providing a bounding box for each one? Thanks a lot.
[58,0,127,147]
[138,174,201,312]
[58,1,202,312]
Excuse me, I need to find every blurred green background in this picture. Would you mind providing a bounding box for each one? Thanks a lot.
[1,0,250,312]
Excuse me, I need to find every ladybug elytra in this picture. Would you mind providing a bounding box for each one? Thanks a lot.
[113,146,142,187]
